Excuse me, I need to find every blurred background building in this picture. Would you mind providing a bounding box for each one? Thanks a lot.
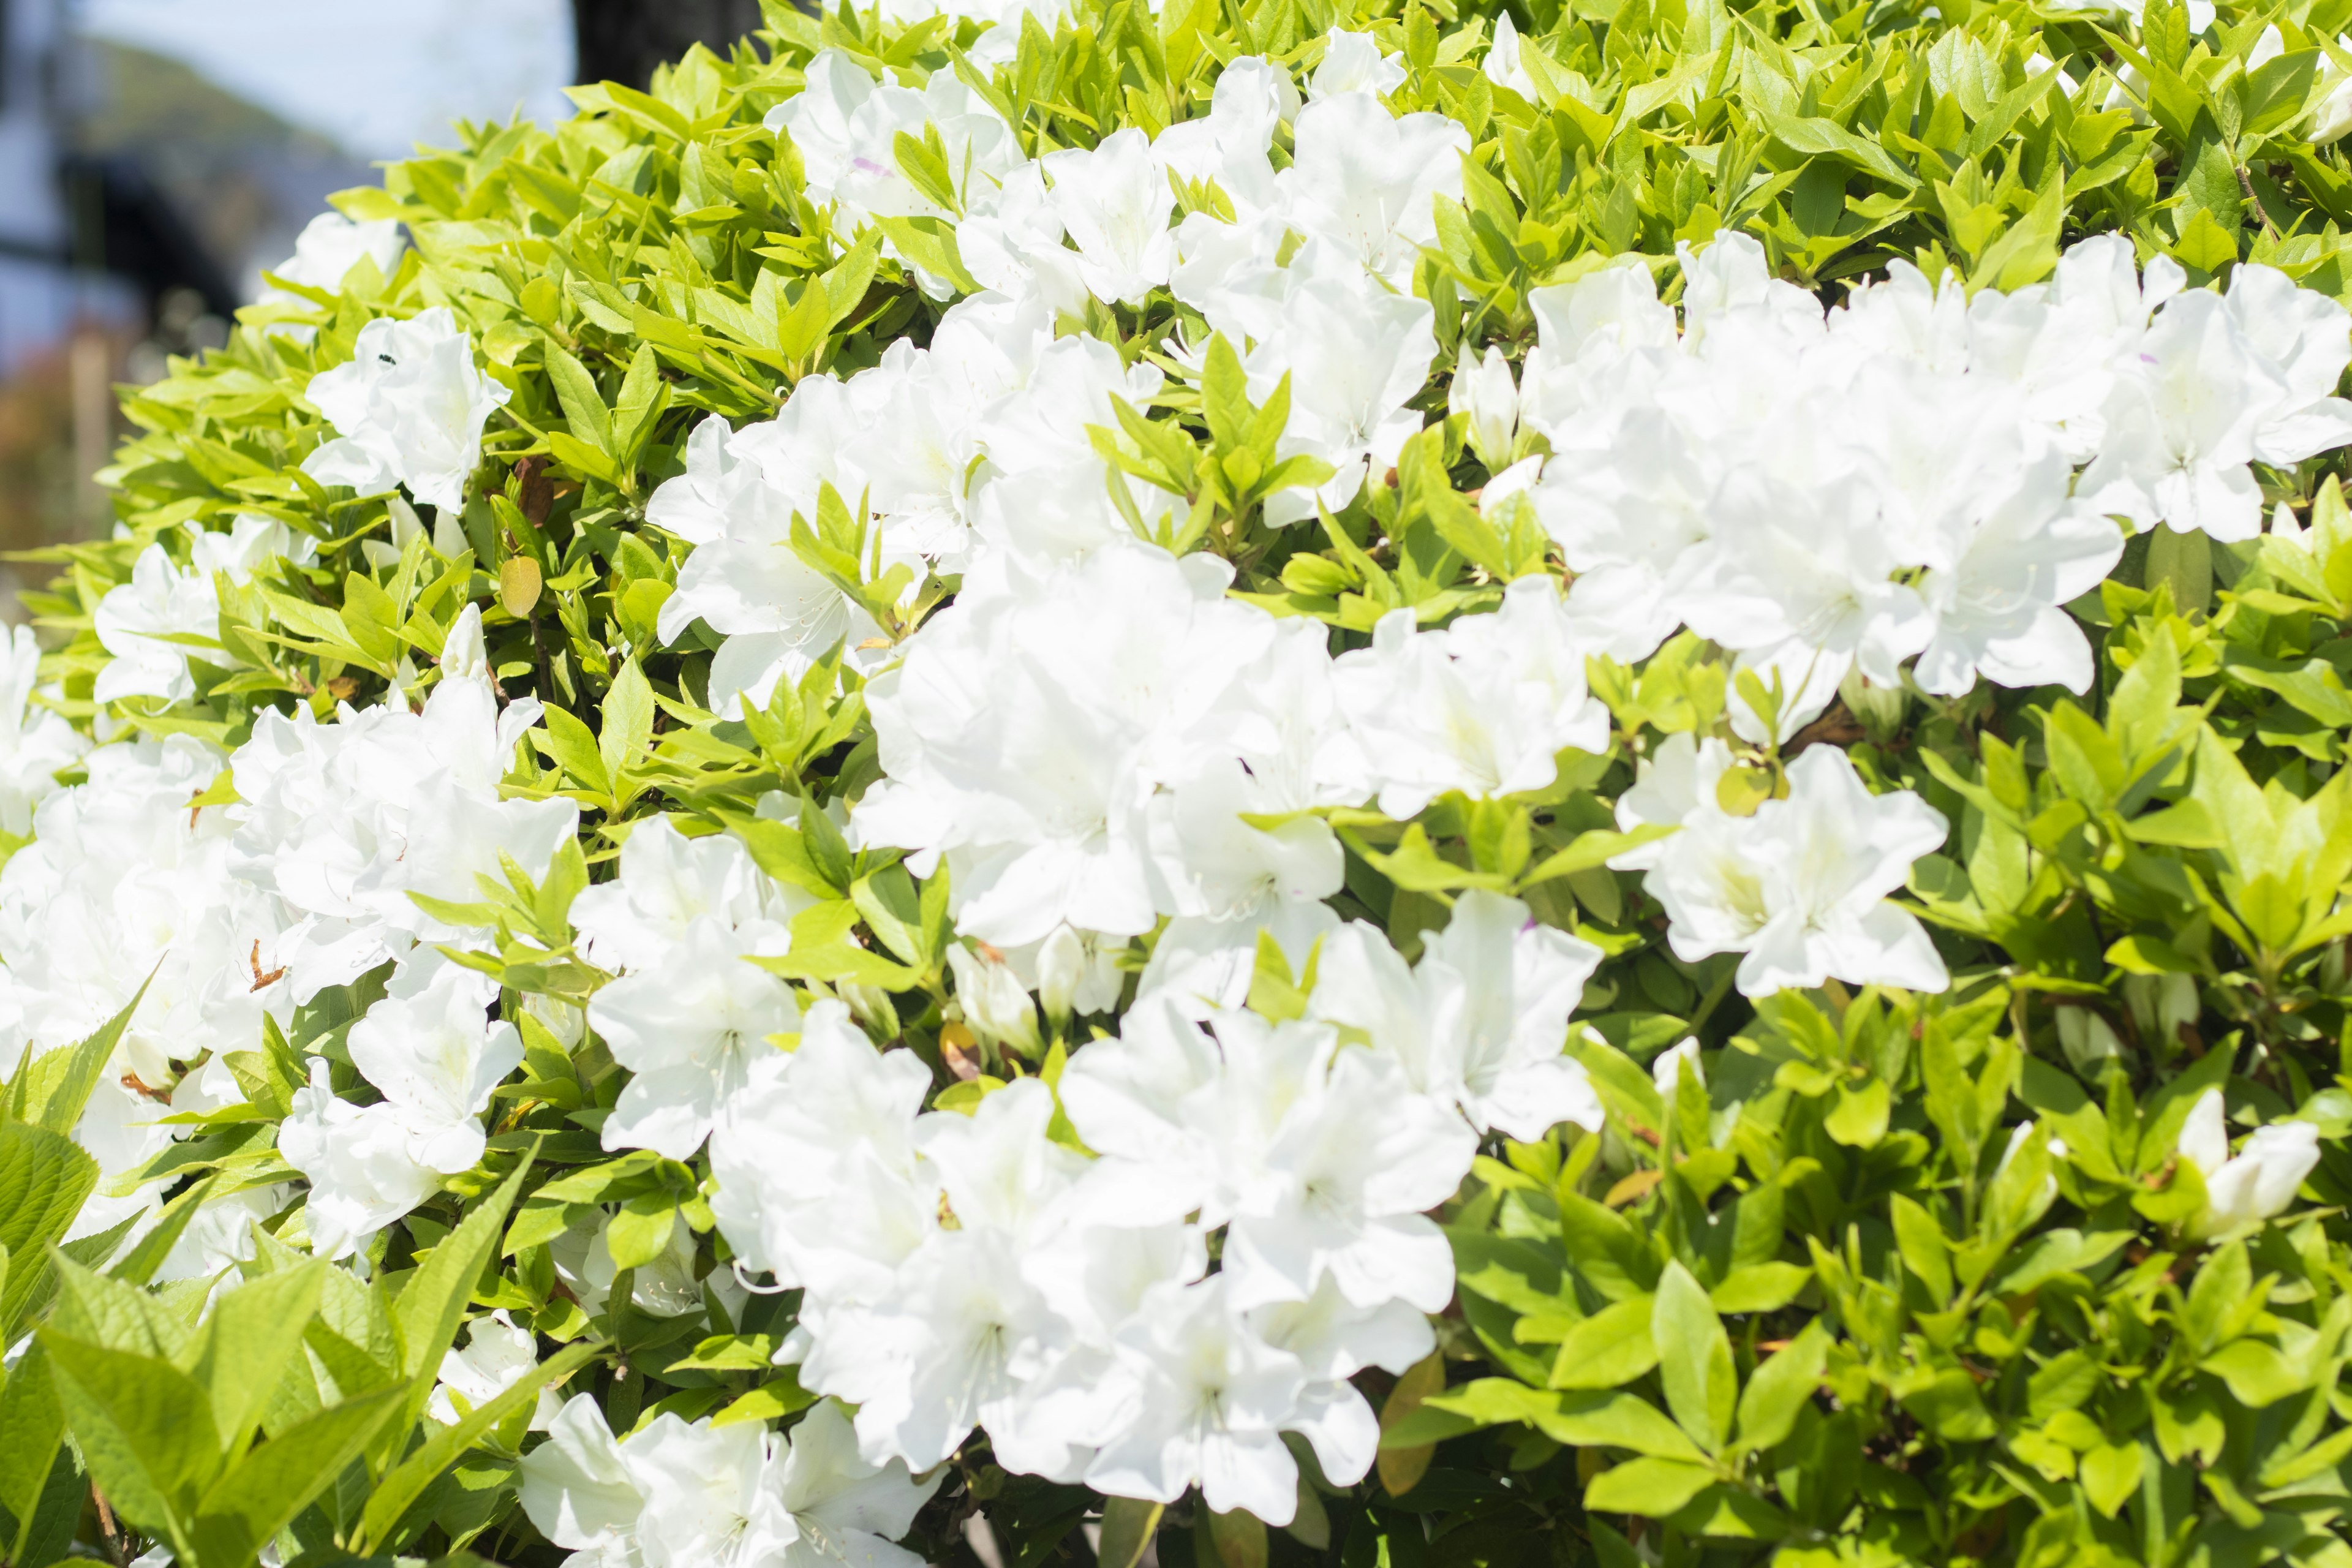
[0,0,772,603]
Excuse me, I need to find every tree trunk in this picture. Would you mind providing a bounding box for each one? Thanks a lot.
[571,0,771,90]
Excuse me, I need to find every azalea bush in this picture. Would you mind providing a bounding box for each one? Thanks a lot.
[10,0,2352,1565]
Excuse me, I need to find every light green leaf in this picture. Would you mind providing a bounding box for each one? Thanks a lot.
[601,659,655,790]
[186,1261,328,1458]
[1402,1380,1705,1461]
[1733,1321,1828,1455]
[1098,1497,1163,1568]
[1653,1262,1734,1453]
[8,978,155,1136]
[194,1382,407,1568]
[0,1123,98,1334]
[40,1330,223,1539]
[391,1150,535,1431]
[543,344,613,455]
[1584,1457,1719,1517]
[352,1337,597,1555]
[1709,1262,1810,1314]
[1549,1294,1660,1390]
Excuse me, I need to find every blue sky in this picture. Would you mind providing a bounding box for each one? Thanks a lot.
[76,0,578,160]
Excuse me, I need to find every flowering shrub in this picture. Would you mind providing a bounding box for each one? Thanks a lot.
[9,1,2352,1566]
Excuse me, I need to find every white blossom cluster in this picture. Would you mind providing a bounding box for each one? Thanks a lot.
[518,1395,939,1568]
[1517,233,2350,737]
[0,606,574,1265]
[11,28,2352,1561]
[695,892,1600,1520]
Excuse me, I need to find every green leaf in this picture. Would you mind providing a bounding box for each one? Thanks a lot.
[758,899,925,991]
[1733,1321,1829,1455]
[352,1337,598,1556]
[1549,1294,1660,1390]
[40,1330,223,1538]
[186,1260,328,1458]
[543,344,614,454]
[2043,700,2125,811]
[1098,1497,1163,1568]
[2201,1338,2308,1406]
[1895,1367,1996,1441]
[1401,1380,1705,1461]
[1519,826,1675,888]
[1360,823,1511,892]
[2242,48,2321,135]
[872,216,982,295]
[8,978,154,1135]
[392,1150,535,1431]
[1764,115,1917,187]
[1708,1262,1810,1314]
[728,816,843,900]
[1890,1194,1953,1304]
[601,659,655,791]
[192,1382,407,1568]
[2079,1441,2144,1519]
[0,1340,67,1559]
[1584,1457,1719,1518]
[1376,1352,1446,1497]
[711,1371,815,1427]
[1969,173,2062,292]
[7,1431,84,1568]
[606,1196,679,1272]
[1652,1262,1734,1453]
[1205,1507,1267,1568]
[1824,1076,1890,1147]
[797,794,855,892]
[850,864,930,970]
[47,1253,187,1359]
[538,704,612,799]
[0,1123,98,1333]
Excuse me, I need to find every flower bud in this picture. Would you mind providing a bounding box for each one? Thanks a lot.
[524,992,584,1049]
[2180,1088,2320,1237]
[1037,924,1086,1028]
[1449,345,1520,471]
[1035,924,1125,1020]
[1485,10,1537,97]
[442,603,489,684]
[388,494,426,550]
[1837,666,1907,742]
[1995,1120,2063,1206]
[946,943,1041,1060]
[839,981,898,1038]
[2314,74,2352,145]
[1651,1037,1704,1103]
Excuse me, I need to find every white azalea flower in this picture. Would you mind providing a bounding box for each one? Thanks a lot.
[1485,12,1539,97]
[429,1311,562,1431]
[2180,1090,2320,1238]
[1280,91,1467,285]
[303,306,510,511]
[1332,575,1611,820]
[592,918,803,1160]
[279,1060,444,1261]
[263,210,404,298]
[344,948,523,1177]
[1305,28,1406,100]
[1623,744,1950,997]
[0,624,85,837]
[1310,891,1605,1142]
[1040,128,1175,307]
[93,516,315,704]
